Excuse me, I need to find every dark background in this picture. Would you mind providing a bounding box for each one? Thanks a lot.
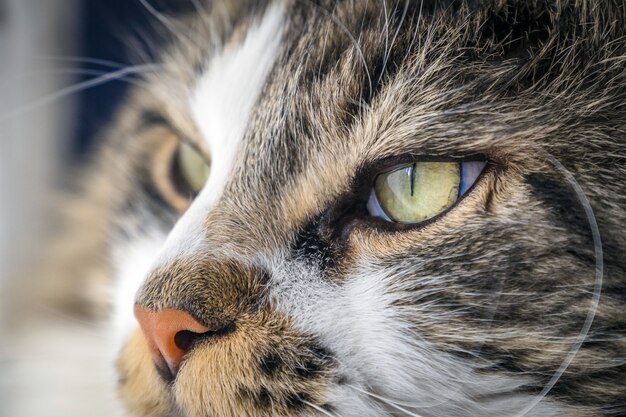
[74,0,195,158]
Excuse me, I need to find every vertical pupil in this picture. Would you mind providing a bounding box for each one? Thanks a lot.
[410,163,417,196]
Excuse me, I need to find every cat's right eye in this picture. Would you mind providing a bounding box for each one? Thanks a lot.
[366,160,486,224]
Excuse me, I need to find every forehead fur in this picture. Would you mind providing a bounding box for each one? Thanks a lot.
[141,0,626,253]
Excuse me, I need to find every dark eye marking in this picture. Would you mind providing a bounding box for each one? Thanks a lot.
[292,216,339,269]
[137,109,172,133]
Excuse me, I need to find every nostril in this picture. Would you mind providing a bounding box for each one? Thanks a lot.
[134,306,238,381]
[174,330,203,352]
[174,322,237,352]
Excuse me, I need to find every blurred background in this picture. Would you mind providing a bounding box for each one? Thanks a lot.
[0,1,187,415]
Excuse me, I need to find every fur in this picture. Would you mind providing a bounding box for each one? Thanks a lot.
[34,1,626,416]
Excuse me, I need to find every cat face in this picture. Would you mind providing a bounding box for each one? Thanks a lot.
[103,1,626,416]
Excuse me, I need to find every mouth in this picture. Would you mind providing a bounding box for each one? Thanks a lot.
[154,357,176,383]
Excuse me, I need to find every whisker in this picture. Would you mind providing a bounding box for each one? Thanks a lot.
[379,0,410,87]
[137,0,203,50]
[302,399,342,417]
[381,0,390,90]
[186,0,213,32]
[0,64,157,124]
[297,0,373,99]
[34,56,131,70]
[513,152,604,417]
[0,67,151,93]
[404,0,423,58]
[345,384,426,417]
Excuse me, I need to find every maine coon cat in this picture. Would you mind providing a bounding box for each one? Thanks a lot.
[35,1,625,416]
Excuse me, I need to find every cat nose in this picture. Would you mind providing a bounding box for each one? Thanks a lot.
[134,306,234,381]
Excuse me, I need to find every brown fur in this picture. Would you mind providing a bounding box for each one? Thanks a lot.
[40,0,626,416]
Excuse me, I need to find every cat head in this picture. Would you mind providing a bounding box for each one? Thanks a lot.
[95,1,626,416]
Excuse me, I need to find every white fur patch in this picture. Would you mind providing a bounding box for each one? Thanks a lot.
[268,259,568,417]
[112,231,168,349]
[155,3,286,264]
[111,2,286,352]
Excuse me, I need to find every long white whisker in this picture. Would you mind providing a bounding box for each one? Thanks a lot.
[513,152,604,417]
[0,67,152,93]
[137,0,202,50]
[345,384,426,417]
[35,56,130,69]
[0,64,157,124]
[302,399,342,417]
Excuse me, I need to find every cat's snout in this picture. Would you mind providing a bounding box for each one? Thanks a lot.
[134,305,235,381]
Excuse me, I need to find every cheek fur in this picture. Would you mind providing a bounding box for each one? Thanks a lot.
[117,330,176,417]
[112,232,168,351]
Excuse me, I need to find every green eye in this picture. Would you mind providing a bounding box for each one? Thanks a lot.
[176,141,211,195]
[368,161,486,224]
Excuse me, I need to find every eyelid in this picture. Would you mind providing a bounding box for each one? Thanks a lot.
[138,111,209,159]
[178,137,211,162]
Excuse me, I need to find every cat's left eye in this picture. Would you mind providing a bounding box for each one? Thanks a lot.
[164,140,211,209]
[367,161,486,224]
[150,136,211,213]
[175,141,211,195]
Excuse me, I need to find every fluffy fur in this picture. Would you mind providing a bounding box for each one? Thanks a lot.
[38,1,626,416]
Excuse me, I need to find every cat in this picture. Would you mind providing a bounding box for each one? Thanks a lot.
[27,0,626,416]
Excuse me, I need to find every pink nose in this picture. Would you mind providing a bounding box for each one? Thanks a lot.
[134,306,210,380]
